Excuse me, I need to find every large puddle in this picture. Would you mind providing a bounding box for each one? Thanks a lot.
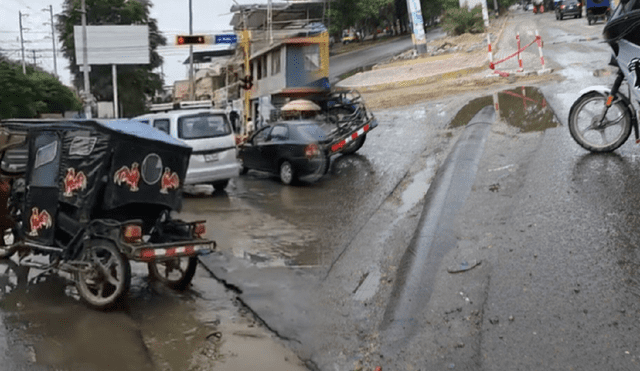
[449,86,560,132]
[0,260,308,371]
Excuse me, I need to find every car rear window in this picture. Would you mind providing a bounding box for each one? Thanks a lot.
[178,113,232,140]
[290,124,328,142]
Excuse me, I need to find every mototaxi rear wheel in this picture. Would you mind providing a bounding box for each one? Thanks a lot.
[147,256,198,291]
[568,91,633,153]
[75,240,131,310]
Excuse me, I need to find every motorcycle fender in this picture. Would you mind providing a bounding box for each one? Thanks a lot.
[577,85,612,96]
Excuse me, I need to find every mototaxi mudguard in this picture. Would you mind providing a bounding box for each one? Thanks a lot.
[577,85,640,142]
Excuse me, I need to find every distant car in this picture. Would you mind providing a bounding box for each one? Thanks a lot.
[239,121,331,185]
[556,0,582,19]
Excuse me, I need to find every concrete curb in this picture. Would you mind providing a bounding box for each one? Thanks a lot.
[346,65,487,93]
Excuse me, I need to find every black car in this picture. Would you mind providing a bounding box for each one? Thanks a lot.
[239,121,333,185]
[556,0,582,19]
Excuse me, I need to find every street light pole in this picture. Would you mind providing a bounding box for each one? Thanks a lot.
[81,0,92,118]
[188,0,195,101]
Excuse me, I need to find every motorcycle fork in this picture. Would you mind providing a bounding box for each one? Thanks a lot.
[601,70,625,115]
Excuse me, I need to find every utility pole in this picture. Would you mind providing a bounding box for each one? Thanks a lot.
[19,11,27,74]
[81,0,92,118]
[44,5,58,79]
[406,0,427,54]
[188,0,195,101]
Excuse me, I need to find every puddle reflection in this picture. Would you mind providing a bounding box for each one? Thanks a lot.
[450,86,560,132]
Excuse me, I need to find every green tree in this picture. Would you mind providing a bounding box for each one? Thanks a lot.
[329,0,394,40]
[441,5,485,35]
[56,0,166,117]
[0,57,81,119]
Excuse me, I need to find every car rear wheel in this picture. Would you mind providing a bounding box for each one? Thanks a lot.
[279,161,296,185]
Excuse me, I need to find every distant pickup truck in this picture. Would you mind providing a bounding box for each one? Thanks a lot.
[341,31,360,44]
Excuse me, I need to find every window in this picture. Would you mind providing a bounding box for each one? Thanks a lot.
[303,44,320,71]
[270,125,288,141]
[262,55,267,78]
[153,119,170,134]
[271,48,281,75]
[253,126,271,144]
[178,114,232,140]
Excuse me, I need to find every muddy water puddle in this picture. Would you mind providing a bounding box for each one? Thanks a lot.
[0,260,307,371]
[181,186,325,268]
[449,86,560,132]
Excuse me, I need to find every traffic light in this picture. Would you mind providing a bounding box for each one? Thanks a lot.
[176,35,207,45]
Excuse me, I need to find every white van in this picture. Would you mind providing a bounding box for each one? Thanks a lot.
[135,102,240,191]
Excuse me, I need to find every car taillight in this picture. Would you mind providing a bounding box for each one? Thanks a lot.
[305,143,320,159]
[194,223,206,238]
[123,224,142,243]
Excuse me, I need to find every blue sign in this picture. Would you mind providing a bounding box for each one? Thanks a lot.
[215,34,237,44]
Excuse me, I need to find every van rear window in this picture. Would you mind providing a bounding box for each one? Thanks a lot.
[178,113,231,140]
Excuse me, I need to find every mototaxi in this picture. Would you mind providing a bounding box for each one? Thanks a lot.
[0,119,215,309]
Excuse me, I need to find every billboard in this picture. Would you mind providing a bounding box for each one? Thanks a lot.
[74,25,150,65]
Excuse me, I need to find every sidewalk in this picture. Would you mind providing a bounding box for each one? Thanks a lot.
[336,13,551,92]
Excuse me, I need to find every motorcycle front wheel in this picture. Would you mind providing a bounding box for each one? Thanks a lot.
[568,92,633,152]
[76,240,131,310]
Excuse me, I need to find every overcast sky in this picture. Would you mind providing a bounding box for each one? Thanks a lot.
[0,0,270,87]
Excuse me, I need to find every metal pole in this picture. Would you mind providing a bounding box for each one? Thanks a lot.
[32,50,36,65]
[112,64,119,118]
[268,0,273,45]
[81,0,92,118]
[189,0,195,101]
[19,11,26,74]
[48,5,58,79]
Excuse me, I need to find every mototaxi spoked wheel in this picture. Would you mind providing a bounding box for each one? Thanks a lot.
[342,134,367,155]
[147,256,197,291]
[568,92,633,153]
[75,239,131,310]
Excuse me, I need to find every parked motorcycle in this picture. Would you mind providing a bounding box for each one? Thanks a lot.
[568,0,640,152]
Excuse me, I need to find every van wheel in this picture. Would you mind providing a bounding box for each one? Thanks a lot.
[212,180,229,191]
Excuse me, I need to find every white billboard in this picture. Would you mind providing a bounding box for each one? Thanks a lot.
[74,25,150,65]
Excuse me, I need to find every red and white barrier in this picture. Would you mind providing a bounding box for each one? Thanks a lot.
[489,29,549,77]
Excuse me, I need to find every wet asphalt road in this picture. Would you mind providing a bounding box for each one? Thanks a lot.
[3,9,640,371]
